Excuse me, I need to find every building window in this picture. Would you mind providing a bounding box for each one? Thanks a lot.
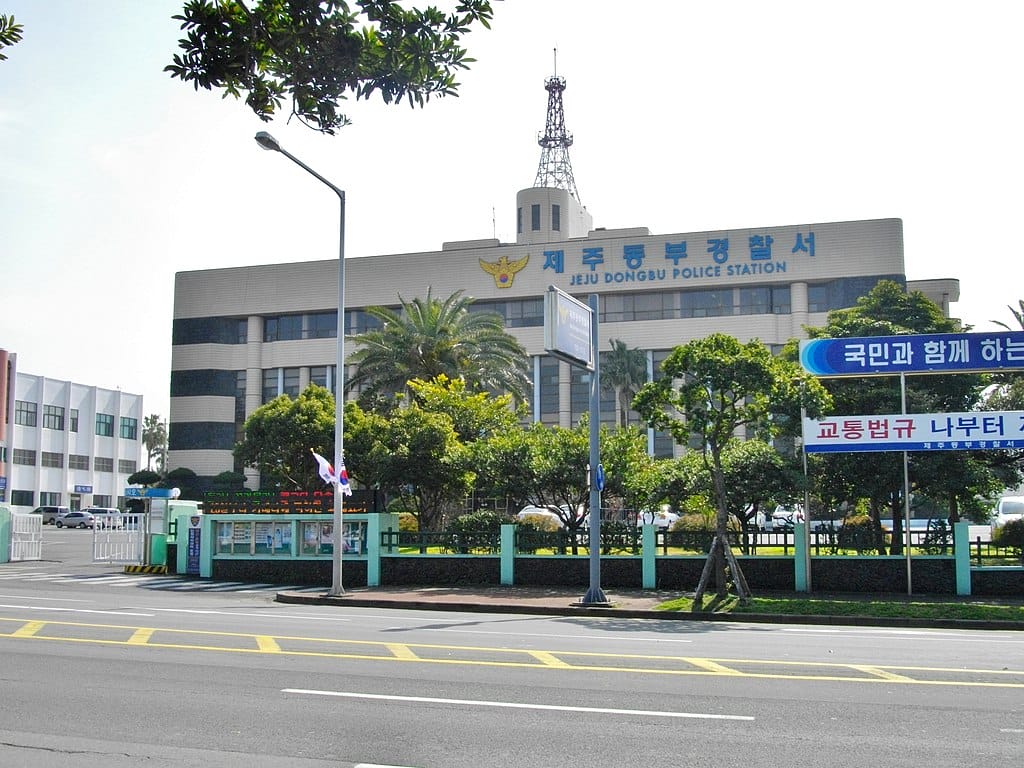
[235,371,247,422]
[70,409,79,432]
[15,400,37,427]
[552,204,561,232]
[41,451,63,468]
[738,287,770,316]
[307,312,337,339]
[120,417,138,440]
[94,457,114,472]
[538,355,560,424]
[40,492,61,506]
[172,316,248,345]
[13,449,36,466]
[310,365,337,396]
[11,490,34,506]
[517,206,522,235]
[263,315,303,342]
[94,495,112,507]
[119,459,137,474]
[680,289,733,318]
[283,367,300,398]
[43,405,65,430]
[531,203,541,231]
[69,454,90,470]
[171,369,241,397]
[262,369,279,403]
[96,413,114,437]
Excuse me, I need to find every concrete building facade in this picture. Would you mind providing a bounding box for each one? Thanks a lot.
[0,350,144,512]
[170,208,958,484]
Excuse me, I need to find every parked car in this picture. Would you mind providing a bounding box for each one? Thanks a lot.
[516,504,585,528]
[635,506,680,529]
[55,510,95,529]
[82,507,123,528]
[33,505,70,525]
[993,496,1024,527]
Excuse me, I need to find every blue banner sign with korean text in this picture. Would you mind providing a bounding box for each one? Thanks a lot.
[802,411,1024,453]
[799,331,1024,376]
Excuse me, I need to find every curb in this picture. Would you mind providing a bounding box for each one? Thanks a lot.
[274,591,1024,631]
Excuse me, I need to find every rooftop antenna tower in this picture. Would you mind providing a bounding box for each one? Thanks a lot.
[533,48,581,203]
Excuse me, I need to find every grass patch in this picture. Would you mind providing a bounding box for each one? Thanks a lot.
[655,595,1024,622]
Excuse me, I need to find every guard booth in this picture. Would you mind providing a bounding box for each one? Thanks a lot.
[113,487,199,567]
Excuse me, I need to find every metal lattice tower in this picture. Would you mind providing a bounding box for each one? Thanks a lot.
[533,56,581,203]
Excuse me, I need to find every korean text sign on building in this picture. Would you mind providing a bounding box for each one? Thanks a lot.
[802,411,1024,453]
[800,331,1024,377]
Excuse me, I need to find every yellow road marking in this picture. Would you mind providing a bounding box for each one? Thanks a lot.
[1,615,1022,689]
[387,643,420,660]
[11,620,46,638]
[683,657,742,675]
[127,628,154,645]
[529,651,572,668]
[256,635,282,653]
[852,665,915,682]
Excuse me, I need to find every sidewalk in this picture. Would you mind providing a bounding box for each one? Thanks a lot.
[275,585,1024,629]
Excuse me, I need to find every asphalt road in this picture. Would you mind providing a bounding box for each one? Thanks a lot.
[0,527,1022,767]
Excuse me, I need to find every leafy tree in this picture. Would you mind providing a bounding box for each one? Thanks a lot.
[162,467,200,499]
[234,385,336,490]
[407,374,523,443]
[634,333,830,609]
[470,422,538,517]
[348,289,530,404]
[166,0,495,134]
[598,424,657,521]
[602,339,647,427]
[142,415,168,472]
[800,281,996,547]
[720,439,804,544]
[127,469,162,487]
[357,405,473,530]
[0,14,23,61]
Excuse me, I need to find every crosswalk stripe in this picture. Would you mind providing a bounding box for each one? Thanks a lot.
[0,570,310,593]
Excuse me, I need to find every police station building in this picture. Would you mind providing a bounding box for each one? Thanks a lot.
[171,176,958,485]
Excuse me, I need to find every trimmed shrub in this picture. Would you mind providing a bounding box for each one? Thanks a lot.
[993,518,1024,557]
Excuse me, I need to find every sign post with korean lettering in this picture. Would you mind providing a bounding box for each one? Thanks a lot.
[799,331,1024,377]
[802,411,1024,453]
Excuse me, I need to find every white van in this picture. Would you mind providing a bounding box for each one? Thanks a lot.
[82,507,123,528]
[993,496,1024,527]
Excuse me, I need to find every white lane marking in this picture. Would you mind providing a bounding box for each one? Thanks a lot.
[781,627,1024,644]
[0,604,154,616]
[354,764,417,768]
[130,607,352,621]
[999,728,1024,733]
[419,626,693,643]
[283,689,754,721]
[0,594,93,603]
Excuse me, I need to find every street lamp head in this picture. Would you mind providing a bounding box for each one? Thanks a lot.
[254,131,281,152]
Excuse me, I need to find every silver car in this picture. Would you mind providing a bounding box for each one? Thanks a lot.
[55,510,95,529]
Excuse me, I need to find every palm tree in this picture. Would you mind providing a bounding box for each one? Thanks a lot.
[602,339,648,427]
[142,415,167,472]
[348,289,531,403]
[992,299,1024,330]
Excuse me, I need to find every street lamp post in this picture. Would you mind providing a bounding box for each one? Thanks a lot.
[255,131,347,596]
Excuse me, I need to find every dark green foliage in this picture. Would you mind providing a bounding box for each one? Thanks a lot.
[167,0,495,133]
[128,469,162,487]
[993,518,1024,556]
[450,509,507,552]
[836,514,884,554]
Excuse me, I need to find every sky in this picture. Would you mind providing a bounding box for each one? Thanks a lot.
[2,1,1022,422]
